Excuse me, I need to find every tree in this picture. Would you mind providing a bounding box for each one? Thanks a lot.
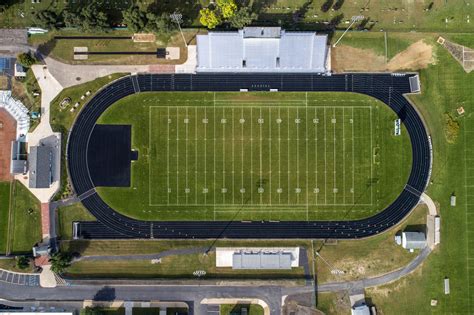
[146,13,176,37]
[122,6,148,33]
[83,307,104,315]
[228,7,257,29]
[49,252,72,274]
[16,52,36,68]
[199,8,221,29]
[63,10,82,28]
[34,10,60,29]
[78,4,110,32]
[216,0,237,19]
[15,256,30,270]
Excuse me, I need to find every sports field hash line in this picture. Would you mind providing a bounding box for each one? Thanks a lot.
[149,105,374,208]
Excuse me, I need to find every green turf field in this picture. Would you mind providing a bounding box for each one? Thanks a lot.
[96,92,412,221]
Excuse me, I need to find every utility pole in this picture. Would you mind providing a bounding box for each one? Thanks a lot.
[170,11,188,48]
[332,15,365,48]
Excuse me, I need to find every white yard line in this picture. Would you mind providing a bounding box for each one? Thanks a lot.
[185,106,188,204]
[315,107,318,206]
[213,93,216,218]
[278,107,281,205]
[251,108,254,204]
[297,107,300,204]
[241,108,244,205]
[305,93,309,220]
[260,107,263,206]
[204,107,207,205]
[333,107,336,205]
[223,107,226,204]
[287,107,291,205]
[464,125,472,313]
[324,107,327,205]
[352,107,355,205]
[232,108,235,204]
[269,107,272,207]
[342,107,345,204]
[176,107,179,204]
[195,107,198,203]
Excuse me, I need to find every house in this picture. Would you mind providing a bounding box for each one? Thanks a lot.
[196,27,330,73]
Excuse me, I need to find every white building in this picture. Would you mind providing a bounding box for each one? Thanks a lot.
[402,231,426,250]
[196,27,330,73]
[216,247,300,270]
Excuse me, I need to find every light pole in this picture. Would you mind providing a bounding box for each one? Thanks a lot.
[315,251,345,275]
[170,11,188,48]
[332,15,365,48]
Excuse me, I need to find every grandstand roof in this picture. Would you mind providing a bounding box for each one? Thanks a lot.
[196,27,329,73]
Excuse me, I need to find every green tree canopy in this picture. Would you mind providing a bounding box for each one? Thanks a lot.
[228,7,257,29]
[16,52,36,68]
[216,0,238,19]
[49,252,72,274]
[199,8,221,29]
[122,5,148,33]
[146,13,176,37]
[34,10,60,29]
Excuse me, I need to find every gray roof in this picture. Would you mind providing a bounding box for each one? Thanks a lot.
[402,231,426,249]
[232,250,292,269]
[29,146,52,188]
[196,28,328,73]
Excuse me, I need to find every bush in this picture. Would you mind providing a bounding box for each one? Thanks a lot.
[16,52,36,68]
[15,256,30,270]
[49,252,72,274]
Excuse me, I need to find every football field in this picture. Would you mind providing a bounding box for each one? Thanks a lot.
[97,92,411,221]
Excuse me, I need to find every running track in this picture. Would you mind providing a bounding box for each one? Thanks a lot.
[68,73,431,239]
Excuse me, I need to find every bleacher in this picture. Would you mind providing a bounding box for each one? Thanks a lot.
[0,90,30,138]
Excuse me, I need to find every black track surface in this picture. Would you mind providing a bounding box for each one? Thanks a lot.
[68,73,431,239]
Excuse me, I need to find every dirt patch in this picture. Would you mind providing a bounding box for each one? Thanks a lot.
[332,40,433,72]
[0,109,16,181]
[387,40,434,71]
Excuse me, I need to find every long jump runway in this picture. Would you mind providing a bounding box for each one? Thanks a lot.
[68,73,431,239]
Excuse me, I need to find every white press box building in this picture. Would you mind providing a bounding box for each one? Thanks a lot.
[196,27,330,73]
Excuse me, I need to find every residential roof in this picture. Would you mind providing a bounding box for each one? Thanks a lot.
[402,231,426,249]
[196,27,329,73]
[351,304,370,315]
[232,250,293,269]
[29,146,52,188]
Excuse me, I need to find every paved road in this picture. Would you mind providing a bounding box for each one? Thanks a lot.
[0,282,283,315]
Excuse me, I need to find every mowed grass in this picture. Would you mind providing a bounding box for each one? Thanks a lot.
[0,182,10,254]
[57,203,96,240]
[9,181,42,254]
[96,92,411,221]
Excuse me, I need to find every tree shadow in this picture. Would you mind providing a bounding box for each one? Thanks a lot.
[93,287,116,302]
[35,37,57,59]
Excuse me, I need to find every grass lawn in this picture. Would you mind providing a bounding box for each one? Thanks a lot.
[9,181,42,254]
[0,258,34,273]
[29,29,203,65]
[0,182,11,254]
[220,304,264,315]
[96,91,411,222]
[57,203,95,240]
[166,308,188,315]
[315,204,427,284]
[331,33,474,314]
[62,239,312,280]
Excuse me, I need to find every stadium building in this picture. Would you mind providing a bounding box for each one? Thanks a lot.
[196,27,330,73]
